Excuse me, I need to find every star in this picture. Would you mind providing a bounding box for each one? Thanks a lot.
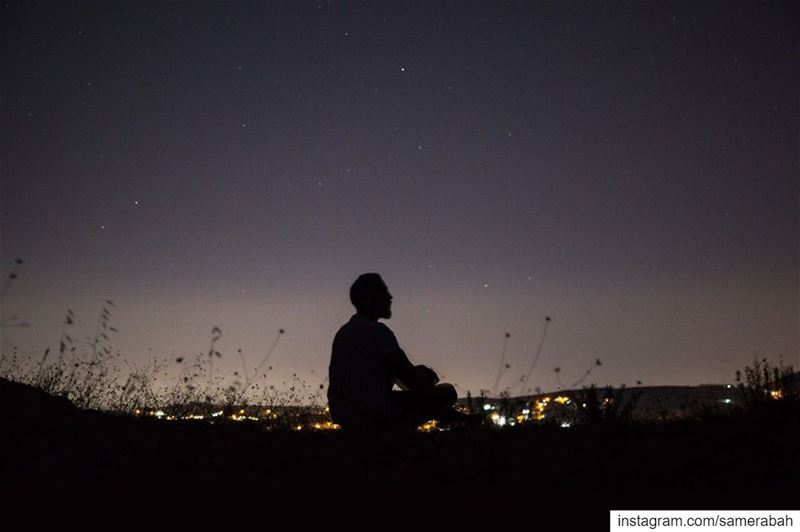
[400,66,406,72]
[133,200,139,206]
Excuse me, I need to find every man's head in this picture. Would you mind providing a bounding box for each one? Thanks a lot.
[350,273,393,320]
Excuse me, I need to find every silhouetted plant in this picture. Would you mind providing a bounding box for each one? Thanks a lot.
[239,328,284,397]
[0,259,30,331]
[568,358,603,388]
[570,384,641,426]
[207,325,223,390]
[552,358,603,390]
[0,258,23,299]
[490,332,511,397]
[735,357,797,417]
[515,316,551,396]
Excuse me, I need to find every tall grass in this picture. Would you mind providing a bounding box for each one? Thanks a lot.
[735,357,798,417]
[0,308,331,428]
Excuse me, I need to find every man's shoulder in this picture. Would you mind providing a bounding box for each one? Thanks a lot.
[335,314,372,336]
[374,321,398,345]
[335,315,396,340]
[343,313,390,328]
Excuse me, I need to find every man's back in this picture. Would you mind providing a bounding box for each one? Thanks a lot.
[328,313,400,426]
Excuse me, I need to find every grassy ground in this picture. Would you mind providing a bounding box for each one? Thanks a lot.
[2,377,797,512]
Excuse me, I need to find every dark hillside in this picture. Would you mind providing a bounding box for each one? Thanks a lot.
[2,378,797,510]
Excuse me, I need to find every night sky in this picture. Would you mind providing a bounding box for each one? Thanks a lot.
[2,1,797,396]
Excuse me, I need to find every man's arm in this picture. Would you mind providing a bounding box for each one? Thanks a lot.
[388,347,439,390]
[378,324,438,390]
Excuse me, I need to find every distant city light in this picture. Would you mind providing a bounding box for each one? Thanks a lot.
[121,381,750,433]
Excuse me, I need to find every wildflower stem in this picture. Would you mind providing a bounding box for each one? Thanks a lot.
[490,333,510,397]
[518,317,551,396]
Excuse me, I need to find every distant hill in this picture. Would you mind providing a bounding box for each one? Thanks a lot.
[460,384,741,421]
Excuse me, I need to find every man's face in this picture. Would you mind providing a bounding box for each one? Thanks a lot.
[375,284,393,319]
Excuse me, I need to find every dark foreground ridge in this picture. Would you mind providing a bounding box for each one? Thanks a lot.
[2,378,797,508]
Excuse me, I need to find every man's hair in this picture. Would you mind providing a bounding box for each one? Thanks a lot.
[350,273,386,310]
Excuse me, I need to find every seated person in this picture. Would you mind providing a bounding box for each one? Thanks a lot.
[327,273,459,430]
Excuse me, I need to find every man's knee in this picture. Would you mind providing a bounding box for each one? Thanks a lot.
[435,383,457,406]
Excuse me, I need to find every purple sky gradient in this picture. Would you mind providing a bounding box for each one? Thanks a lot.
[2,1,797,395]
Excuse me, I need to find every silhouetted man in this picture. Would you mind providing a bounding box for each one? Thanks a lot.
[328,273,459,430]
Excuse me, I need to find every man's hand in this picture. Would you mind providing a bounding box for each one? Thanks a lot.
[414,365,439,388]
[390,347,441,390]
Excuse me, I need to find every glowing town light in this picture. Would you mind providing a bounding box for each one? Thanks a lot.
[483,403,493,411]
[560,422,572,428]
[311,422,340,431]
[554,396,570,405]
[211,410,224,417]
[417,419,439,432]
[770,390,783,400]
